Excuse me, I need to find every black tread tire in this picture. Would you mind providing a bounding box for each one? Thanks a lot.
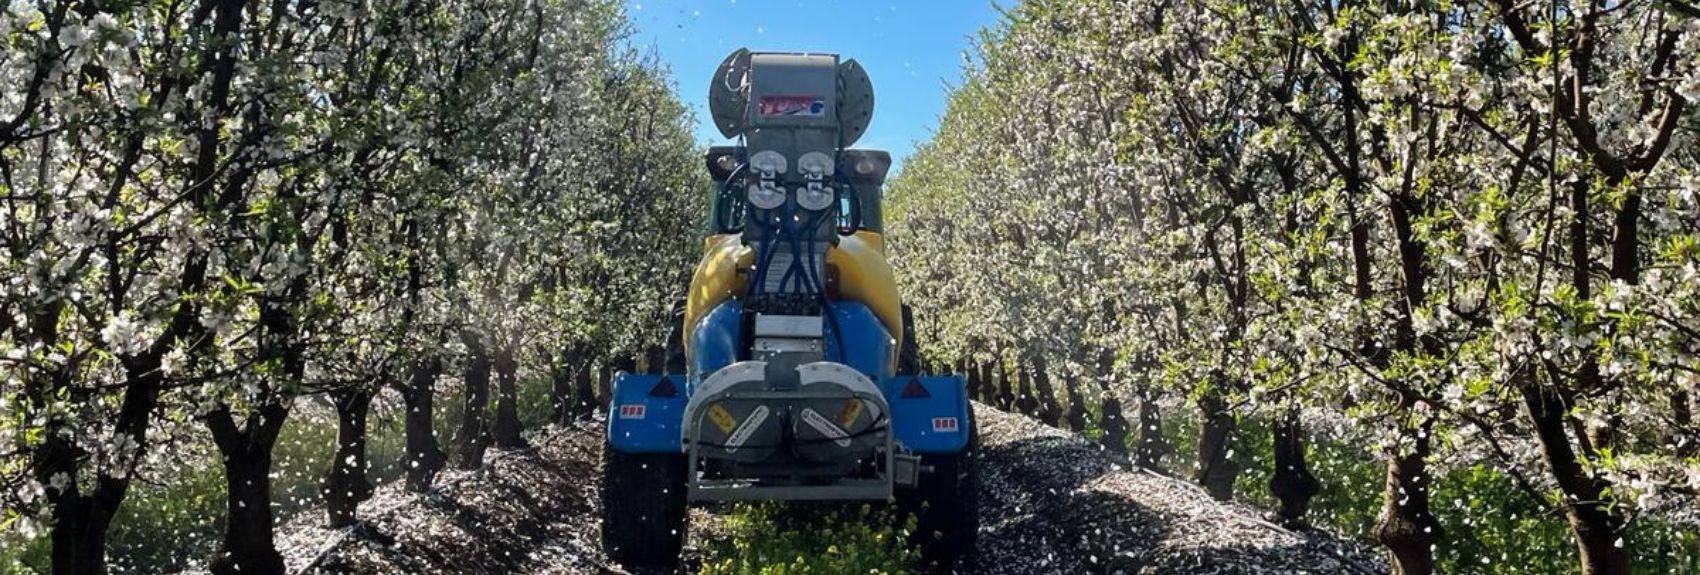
[898,304,920,374]
[898,414,980,570]
[600,445,688,570]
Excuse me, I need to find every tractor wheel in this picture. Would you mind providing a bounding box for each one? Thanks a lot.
[898,304,920,373]
[600,445,688,570]
[897,420,980,568]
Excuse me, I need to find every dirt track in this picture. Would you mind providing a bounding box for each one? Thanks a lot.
[252,404,1384,574]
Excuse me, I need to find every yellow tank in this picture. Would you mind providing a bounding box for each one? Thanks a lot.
[684,231,903,364]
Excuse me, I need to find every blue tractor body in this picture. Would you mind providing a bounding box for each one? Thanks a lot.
[607,299,972,457]
[598,48,978,571]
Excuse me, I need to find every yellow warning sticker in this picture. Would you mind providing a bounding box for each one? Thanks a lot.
[837,399,863,427]
[707,404,738,434]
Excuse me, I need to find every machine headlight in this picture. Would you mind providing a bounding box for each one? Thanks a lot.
[796,152,834,178]
[796,183,835,211]
[747,182,786,210]
[749,150,788,176]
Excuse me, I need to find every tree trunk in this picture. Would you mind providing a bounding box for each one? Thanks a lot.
[1570,509,1632,575]
[977,360,994,404]
[964,359,982,402]
[1031,356,1061,426]
[1373,408,1442,575]
[1522,372,1629,575]
[491,347,526,449]
[458,352,493,469]
[207,403,288,575]
[1673,390,1695,457]
[1379,184,1443,573]
[210,289,295,575]
[664,300,688,374]
[644,342,666,374]
[1194,386,1239,501]
[573,357,597,417]
[1135,392,1166,470]
[402,357,444,492]
[323,388,377,528]
[43,356,167,575]
[1268,408,1320,528]
[552,348,576,424]
[41,428,115,575]
[596,363,614,412]
[995,357,1014,412]
[212,452,284,575]
[1099,395,1130,455]
[1063,374,1088,432]
[47,496,113,575]
[1015,360,1039,417]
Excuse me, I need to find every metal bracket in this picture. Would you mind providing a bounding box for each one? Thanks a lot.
[892,452,921,487]
[683,371,896,502]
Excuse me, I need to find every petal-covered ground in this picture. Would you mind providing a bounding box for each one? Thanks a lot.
[965,405,1384,574]
[256,405,1384,574]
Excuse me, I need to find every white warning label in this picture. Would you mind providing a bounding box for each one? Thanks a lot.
[724,405,770,453]
[801,408,854,448]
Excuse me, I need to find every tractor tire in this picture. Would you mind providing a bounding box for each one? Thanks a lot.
[898,304,920,374]
[600,445,688,570]
[897,417,980,569]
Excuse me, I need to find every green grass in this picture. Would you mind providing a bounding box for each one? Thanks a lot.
[698,503,917,575]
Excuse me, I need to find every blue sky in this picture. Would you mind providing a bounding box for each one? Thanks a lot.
[622,0,1007,168]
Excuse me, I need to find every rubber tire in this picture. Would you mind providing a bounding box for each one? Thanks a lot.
[898,304,920,374]
[897,418,980,569]
[600,445,688,570]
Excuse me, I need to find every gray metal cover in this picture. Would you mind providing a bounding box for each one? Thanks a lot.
[836,58,874,148]
[706,49,876,148]
[747,53,838,129]
[708,49,752,139]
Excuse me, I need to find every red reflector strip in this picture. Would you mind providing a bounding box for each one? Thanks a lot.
[932,417,959,432]
[618,404,646,419]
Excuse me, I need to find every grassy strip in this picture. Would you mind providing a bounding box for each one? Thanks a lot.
[698,503,917,575]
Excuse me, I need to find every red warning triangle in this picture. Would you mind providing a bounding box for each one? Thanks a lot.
[649,377,678,397]
[900,378,930,398]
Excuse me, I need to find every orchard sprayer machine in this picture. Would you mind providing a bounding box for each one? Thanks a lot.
[599,49,979,570]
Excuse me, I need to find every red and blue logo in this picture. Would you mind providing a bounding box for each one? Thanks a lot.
[758,95,826,116]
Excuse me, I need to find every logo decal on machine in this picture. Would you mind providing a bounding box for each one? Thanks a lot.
[724,406,770,453]
[758,95,825,116]
[801,408,854,448]
[931,417,959,433]
[618,404,646,419]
